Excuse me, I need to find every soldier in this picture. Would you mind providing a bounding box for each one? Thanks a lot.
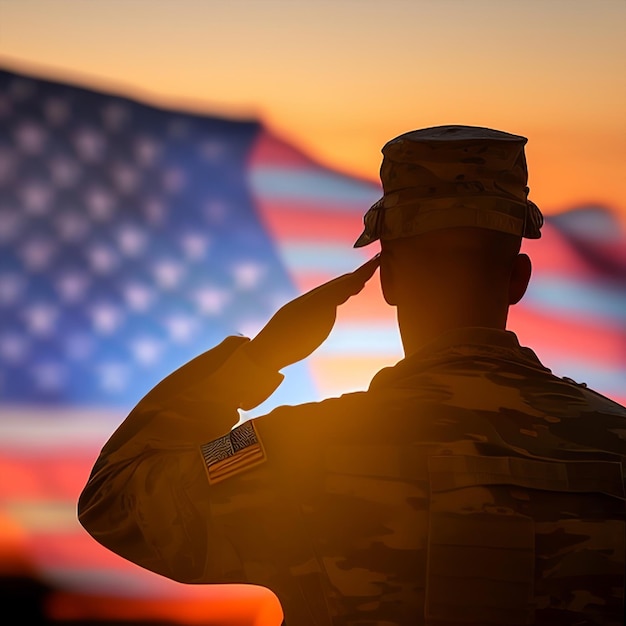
[78,126,626,626]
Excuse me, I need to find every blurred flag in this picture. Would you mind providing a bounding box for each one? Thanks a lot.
[511,206,626,406]
[1,67,625,623]
[0,68,325,411]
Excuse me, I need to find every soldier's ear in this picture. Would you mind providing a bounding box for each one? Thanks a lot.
[509,253,532,305]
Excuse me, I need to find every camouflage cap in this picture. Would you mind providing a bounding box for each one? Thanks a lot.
[354,125,544,247]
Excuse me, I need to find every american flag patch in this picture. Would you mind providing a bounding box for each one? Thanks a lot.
[200,420,266,484]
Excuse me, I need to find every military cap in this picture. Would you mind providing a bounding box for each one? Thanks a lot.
[354,125,544,247]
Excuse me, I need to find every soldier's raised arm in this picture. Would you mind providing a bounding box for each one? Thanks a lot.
[77,256,379,582]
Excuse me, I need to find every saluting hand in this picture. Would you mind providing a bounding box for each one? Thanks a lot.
[244,254,380,371]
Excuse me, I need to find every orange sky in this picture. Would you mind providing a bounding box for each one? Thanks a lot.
[1,0,625,219]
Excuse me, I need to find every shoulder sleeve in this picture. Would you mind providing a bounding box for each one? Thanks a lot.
[77,336,283,583]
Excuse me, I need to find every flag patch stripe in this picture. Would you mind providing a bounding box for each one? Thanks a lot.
[200,420,266,484]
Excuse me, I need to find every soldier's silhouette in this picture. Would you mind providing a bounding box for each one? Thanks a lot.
[79,126,626,626]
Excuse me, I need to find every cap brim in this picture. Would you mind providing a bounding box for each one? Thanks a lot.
[353,230,376,248]
[523,200,543,239]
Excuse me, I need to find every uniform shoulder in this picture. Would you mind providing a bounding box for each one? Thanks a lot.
[561,375,626,417]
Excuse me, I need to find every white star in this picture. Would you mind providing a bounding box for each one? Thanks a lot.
[101,102,130,132]
[85,186,115,221]
[14,122,47,154]
[73,127,106,162]
[98,362,129,392]
[20,238,56,271]
[123,282,155,312]
[199,140,226,162]
[44,97,71,126]
[194,286,231,315]
[180,232,209,260]
[111,162,139,194]
[88,244,119,274]
[143,197,166,226]
[19,180,53,215]
[56,271,89,303]
[9,78,36,101]
[165,315,197,343]
[55,211,90,242]
[0,94,11,118]
[153,260,185,289]
[90,303,122,334]
[117,225,146,257]
[131,337,163,366]
[232,262,266,289]
[0,147,17,184]
[0,273,25,304]
[0,333,28,363]
[162,167,186,193]
[23,303,57,336]
[0,211,21,242]
[134,136,161,167]
[167,118,189,138]
[32,362,65,391]
[49,155,81,187]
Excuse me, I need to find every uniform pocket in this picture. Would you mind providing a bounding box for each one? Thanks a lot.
[425,454,625,626]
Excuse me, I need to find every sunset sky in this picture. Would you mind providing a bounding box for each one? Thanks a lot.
[1,4,625,623]
[1,0,625,219]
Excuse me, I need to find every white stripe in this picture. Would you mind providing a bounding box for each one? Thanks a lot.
[4,500,79,532]
[0,406,124,450]
[320,323,403,356]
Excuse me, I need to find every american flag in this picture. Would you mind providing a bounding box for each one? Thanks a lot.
[1,67,625,624]
[0,68,325,411]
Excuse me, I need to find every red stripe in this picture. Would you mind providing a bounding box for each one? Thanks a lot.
[510,304,626,368]
[285,270,391,321]
[48,587,281,625]
[209,447,264,473]
[212,446,263,464]
[522,228,584,276]
[522,221,626,280]
[255,203,365,244]
[0,453,95,500]
[210,460,265,483]
[29,530,133,570]
[249,128,322,170]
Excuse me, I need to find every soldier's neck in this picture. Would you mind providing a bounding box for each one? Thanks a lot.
[396,304,508,358]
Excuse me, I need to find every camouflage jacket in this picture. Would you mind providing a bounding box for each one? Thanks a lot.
[78,327,626,626]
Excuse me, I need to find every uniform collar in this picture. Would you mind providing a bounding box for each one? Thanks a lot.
[369,326,550,389]
[412,326,526,357]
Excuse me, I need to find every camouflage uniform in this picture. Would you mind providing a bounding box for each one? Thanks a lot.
[79,327,626,626]
[79,127,626,625]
